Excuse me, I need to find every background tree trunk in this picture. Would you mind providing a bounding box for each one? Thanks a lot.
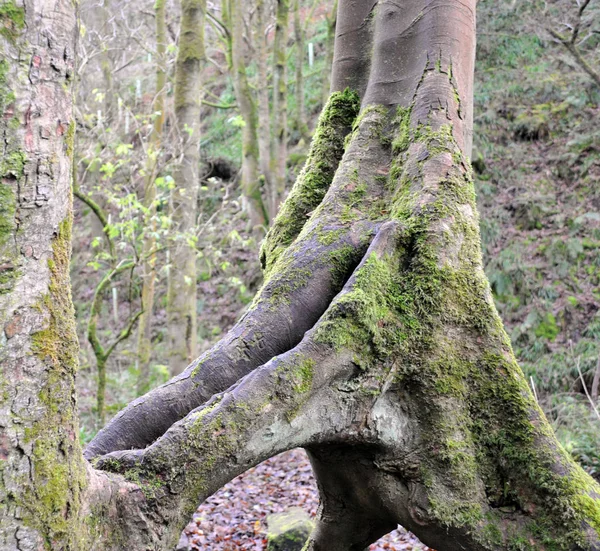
[225,0,269,228]
[137,0,167,395]
[269,0,290,218]
[321,0,337,105]
[293,0,308,141]
[255,0,273,196]
[167,0,206,377]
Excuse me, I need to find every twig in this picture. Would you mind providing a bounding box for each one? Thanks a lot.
[530,376,539,404]
[576,355,600,422]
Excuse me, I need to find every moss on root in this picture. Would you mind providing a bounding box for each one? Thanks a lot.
[260,89,360,276]
[309,100,600,547]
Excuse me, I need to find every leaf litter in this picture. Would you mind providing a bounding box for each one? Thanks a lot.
[183,449,433,551]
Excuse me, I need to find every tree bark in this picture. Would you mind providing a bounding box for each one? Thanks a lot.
[225,0,269,228]
[167,0,206,377]
[321,0,338,105]
[137,0,167,395]
[269,0,290,219]
[293,0,309,141]
[255,0,273,196]
[3,1,600,550]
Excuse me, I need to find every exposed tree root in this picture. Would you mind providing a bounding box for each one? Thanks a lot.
[86,2,600,549]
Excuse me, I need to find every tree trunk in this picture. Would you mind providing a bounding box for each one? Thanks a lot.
[226,0,269,228]
[0,2,84,545]
[321,0,337,105]
[255,0,273,196]
[99,0,115,126]
[167,0,205,377]
[137,0,167,395]
[4,1,600,550]
[269,0,290,218]
[293,0,309,141]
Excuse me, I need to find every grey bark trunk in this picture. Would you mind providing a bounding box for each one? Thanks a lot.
[269,0,290,218]
[227,0,269,228]
[137,0,167,395]
[167,0,206,376]
[255,0,273,192]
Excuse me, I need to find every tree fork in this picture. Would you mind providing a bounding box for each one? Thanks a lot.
[92,0,600,548]
[4,0,600,550]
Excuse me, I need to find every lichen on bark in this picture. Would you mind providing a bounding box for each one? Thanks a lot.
[25,218,88,548]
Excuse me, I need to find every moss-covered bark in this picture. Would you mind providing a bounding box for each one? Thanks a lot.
[89,1,600,550]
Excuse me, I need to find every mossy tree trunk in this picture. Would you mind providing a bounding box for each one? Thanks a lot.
[0,1,84,546]
[86,0,600,549]
[4,1,600,550]
[167,0,206,377]
[136,0,167,395]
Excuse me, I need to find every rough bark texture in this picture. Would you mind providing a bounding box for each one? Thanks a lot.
[3,1,600,550]
[255,0,273,194]
[0,1,85,547]
[167,0,206,377]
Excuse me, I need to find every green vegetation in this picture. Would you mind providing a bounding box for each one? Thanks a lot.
[0,0,25,42]
[475,0,600,476]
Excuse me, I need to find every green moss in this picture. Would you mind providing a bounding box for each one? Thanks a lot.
[0,177,16,250]
[66,120,76,158]
[276,355,317,422]
[328,244,358,287]
[317,227,344,246]
[294,358,315,394]
[392,106,412,154]
[260,89,360,276]
[0,150,25,179]
[0,0,25,42]
[0,58,16,111]
[266,267,312,306]
[23,217,88,549]
[123,467,165,499]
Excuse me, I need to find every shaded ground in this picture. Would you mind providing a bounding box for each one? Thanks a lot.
[184,449,431,550]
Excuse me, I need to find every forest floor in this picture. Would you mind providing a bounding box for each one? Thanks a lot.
[182,449,431,550]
